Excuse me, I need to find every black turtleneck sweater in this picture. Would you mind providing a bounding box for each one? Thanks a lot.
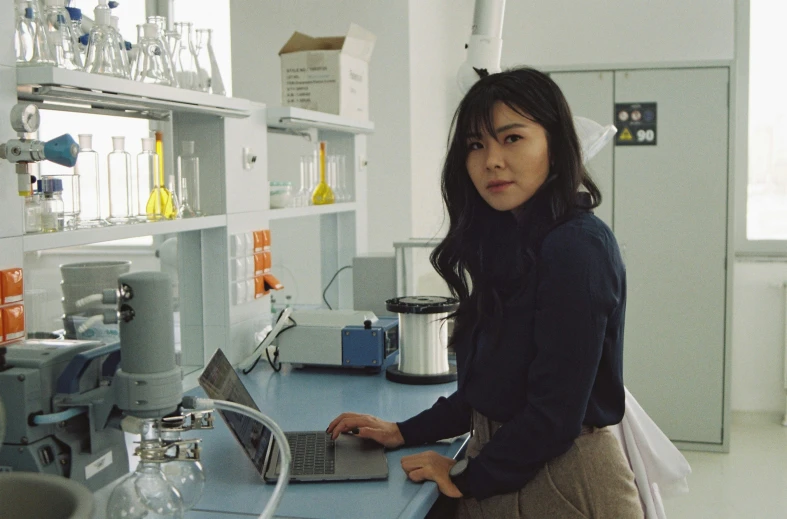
[396,200,627,501]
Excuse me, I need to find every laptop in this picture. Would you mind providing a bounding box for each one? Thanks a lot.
[198,348,389,483]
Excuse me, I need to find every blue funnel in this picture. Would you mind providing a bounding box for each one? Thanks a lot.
[44,134,79,168]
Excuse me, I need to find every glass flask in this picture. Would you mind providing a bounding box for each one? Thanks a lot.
[138,137,164,221]
[196,29,225,95]
[38,177,65,233]
[159,430,205,510]
[109,15,130,77]
[84,0,128,78]
[133,23,175,86]
[107,459,185,519]
[16,0,55,66]
[148,16,179,87]
[65,6,85,64]
[173,22,199,90]
[176,141,200,218]
[166,175,180,219]
[311,141,334,205]
[164,30,182,82]
[155,131,177,220]
[295,155,313,207]
[107,136,132,223]
[75,134,104,227]
[42,0,81,70]
[24,193,42,234]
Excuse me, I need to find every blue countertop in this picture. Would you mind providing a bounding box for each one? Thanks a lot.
[185,363,466,519]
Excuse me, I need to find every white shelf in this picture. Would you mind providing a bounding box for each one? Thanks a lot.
[23,214,227,251]
[267,203,357,221]
[16,66,252,119]
[267,106,374,134]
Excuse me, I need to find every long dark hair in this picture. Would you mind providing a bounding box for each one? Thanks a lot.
[430,66,601,349]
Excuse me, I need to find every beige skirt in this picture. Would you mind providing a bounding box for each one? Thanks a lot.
[455,410,643,519]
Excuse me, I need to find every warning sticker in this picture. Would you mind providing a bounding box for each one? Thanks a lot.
[615,102,657,146]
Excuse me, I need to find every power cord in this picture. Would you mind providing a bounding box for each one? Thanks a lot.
[242,312,297,375]
[322,265,352,310]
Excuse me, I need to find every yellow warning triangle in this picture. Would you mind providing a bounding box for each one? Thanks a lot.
[620,128,633,141]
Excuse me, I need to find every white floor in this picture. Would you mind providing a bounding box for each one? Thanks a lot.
[663,413,787,518]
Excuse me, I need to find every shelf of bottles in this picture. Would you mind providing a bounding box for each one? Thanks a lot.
[267,202,358,221]
[266,106,374,135]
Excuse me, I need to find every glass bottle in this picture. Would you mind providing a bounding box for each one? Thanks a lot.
[39,177,65,233]
[194,29,225,95]
[173,22,199,90]
[109,15,130,78]
[42,0,81,70]
[83,0,128,78]
[176,141,200,218]
[132,23,174,86]
[16,0,55,66]
[24,193,42,234]
[75,134,103,227]
[108,136,132,224]
[138,137,163,221]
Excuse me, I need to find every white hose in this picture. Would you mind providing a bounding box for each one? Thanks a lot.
[74,293,103,309]
[182,397,291,519]
[77,314,104,334]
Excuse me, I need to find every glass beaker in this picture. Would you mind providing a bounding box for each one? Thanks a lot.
[75,134,104,227]
[107,136,132,223]
[173,22,199,90]
[42,0,82,70]
[83,0,128,78]
[194,29,225,95]
[16,0,55,66]
[177,141,200,218]
[133,23,175,86]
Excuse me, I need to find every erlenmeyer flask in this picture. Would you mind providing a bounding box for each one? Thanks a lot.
[147,16,178,87]
[133,23,175,86]
[42,0,81,70]
[195,29,224,94]
[109,15,130,77]
[15,0,34,63]
[192,29,210,93]
[65,6,85,65]
[17,0,55,66]
[173,22,199,90]
[83,0,127,78]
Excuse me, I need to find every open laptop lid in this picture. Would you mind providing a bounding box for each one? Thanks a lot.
[198,348,271,475]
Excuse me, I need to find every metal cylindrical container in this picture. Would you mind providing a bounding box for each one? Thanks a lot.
[385,296,459,385]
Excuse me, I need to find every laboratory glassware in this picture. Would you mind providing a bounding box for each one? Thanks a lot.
[109,16,131,77]
[148,16,179,87]
[106,455,185,519]
[107,136,132,223]
[159,423,205,510]
[194,29,225,95]
[155,131,177,219]
[75,134,103,227]
[83,0,128,78]
[176,141,201,218]
[46,173,80,228]
[24,193,42,233]
[133,23,175,86]
[15,0,55,66]
[39,177,65,233]
[65,6,85,64]
[137,137,164,221]
[295,155,313,207]
[335,155,352,202]
[166,174,180,219]
[311,141,334,205]
[173,22,199,90]
[42,0,82,70]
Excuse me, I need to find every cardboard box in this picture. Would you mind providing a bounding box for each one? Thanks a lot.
[279,23,376,121]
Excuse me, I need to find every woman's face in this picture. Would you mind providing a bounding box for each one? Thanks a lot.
[465,101,550,213]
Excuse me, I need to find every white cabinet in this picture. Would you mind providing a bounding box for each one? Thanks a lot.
[551,67,733,450]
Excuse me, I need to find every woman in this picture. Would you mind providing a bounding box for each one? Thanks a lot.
[327,67,643,518]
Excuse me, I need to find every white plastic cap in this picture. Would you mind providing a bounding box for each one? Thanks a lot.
[143,23,158,39]
[112,136,125,151]
[78,134,92,149]
[181,141,195,155]
[141,137,156,152]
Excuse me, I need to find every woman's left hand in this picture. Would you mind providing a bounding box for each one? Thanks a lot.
[400,451,463,498]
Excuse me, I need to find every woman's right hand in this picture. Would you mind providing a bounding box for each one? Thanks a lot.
[326,412,405,449]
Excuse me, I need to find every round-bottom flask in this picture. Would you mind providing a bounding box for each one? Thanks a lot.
[107,461,184,519]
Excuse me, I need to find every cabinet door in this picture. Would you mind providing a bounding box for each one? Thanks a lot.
[550,71,614,227]
[614,68,729,444]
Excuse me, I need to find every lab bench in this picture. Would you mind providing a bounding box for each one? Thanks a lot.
[95,362,466,519]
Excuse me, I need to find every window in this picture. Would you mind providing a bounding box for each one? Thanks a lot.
[746,1,787,240]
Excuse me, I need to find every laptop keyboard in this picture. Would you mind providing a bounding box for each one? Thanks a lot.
[286,432,336,476]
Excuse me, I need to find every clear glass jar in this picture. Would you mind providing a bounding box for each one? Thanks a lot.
[38,177,64,233]
[24,194,42,233]
[269,181,293,209]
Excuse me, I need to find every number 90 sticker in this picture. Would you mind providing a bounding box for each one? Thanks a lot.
[615,102,657,146]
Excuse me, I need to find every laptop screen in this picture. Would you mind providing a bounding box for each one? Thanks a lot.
[198,349,271,474]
